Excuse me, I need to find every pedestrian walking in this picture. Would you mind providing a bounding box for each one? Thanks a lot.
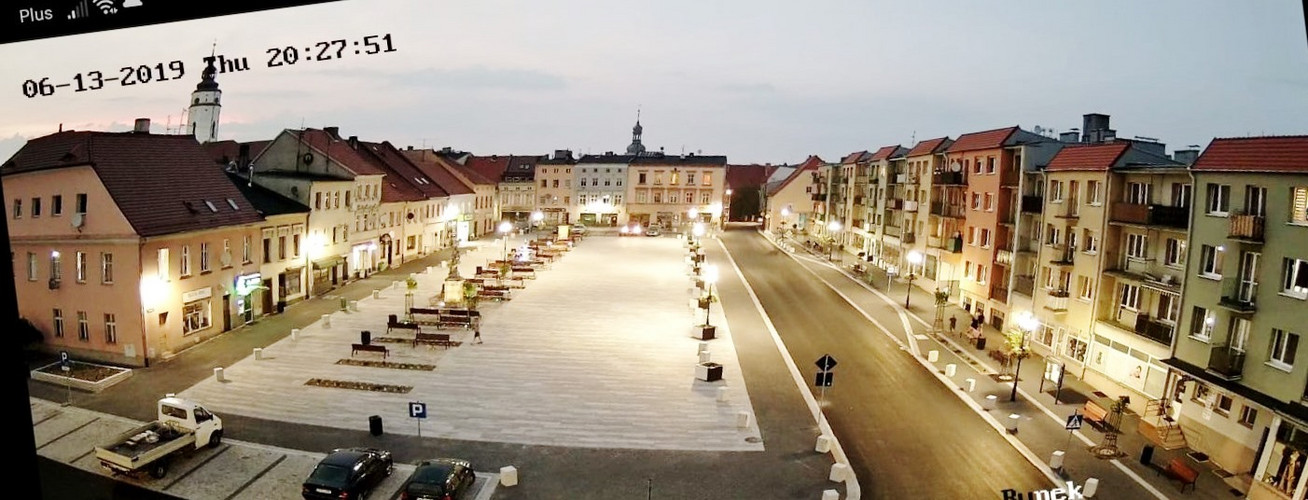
[473,328,483,344]
[949,315,958,335]
[976,311,986,328]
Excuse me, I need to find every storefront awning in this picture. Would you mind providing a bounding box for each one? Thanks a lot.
[312,256,345,269]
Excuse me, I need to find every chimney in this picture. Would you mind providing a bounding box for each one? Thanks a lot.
[1172,148,1200,165]
[1082,113,1111,143]
[347,136,358,149]
[1060,130,1079,143]
[324,126,340,139]
[133,118,150,133]
[238,143,251,170]
[441,146,452,153]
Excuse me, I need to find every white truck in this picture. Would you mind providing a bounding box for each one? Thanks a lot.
[94,397,224,479]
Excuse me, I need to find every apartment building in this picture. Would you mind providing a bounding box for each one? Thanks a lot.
[226,173,310,313]
[860,146,903,267]
[500,156,541,223]
[627,153,728,230]
[1165,136,1308,497]
[4,127,265,366]
[763,156,825,235]
[401,148,479,248]
[577,153,630,226]
[534,152,576,226]
[835,152,871,254]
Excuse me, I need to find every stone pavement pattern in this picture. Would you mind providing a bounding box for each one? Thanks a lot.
[179,235,762,451]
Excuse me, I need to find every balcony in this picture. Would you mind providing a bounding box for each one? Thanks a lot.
[887,198,903,210]
[1229,213,1265,243]
[996,249,1013,266]
[991,286,1009,303]
[1055,206,1080,220]
[1020,195,1043,213]
[852,219,865,230]
[1109,203,1190,230]
[903,200,919,211]
[902,232,916,244]
[1104,256,1182,294]
[1049,246,1075,266]
[1014,275,1035,297]
[1102,309,1174,345]
[999,210,1016,226]
[928,235,942,248]
[894,173,918,184]
[853,195,864,205]
[1207,346,1246,381]
[933,172,965,185]
[1000,174,1020,188]
[1218,277,1257,313]
[1044,290,1069,313]
[811,193,827,202]
[930,202,966,219]
[1016,238,1039,254]
[883,225,902,237]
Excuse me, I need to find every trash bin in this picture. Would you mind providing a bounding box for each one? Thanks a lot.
[369,415,383,436]
[975,336,987,350]
[1140,444,1155,466]
[360,330,371,345]
[388,314,398,325]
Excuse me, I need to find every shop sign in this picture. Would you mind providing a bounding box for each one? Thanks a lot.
[235,273,262,296]
[182,286,212,303]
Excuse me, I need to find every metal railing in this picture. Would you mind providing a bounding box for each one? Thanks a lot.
[1229,213,1265,242]
[1207,346,1246,380]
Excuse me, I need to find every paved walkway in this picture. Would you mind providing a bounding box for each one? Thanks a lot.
[780,230,1249,499]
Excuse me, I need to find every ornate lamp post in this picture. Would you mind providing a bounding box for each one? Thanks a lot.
[905,250,923,308]
[703,264,719,327]
[826,220,842,260]
[497,221,513,261]
[531,210,544,241]
[1009,311,1040,402]
[779,206,791,234]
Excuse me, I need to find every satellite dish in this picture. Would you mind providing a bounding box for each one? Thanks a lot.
[949,161,962,172]
[1033,126,1044,136]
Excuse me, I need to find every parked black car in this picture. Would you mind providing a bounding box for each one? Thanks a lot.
[399,458,476,500]
[302,447,394,499]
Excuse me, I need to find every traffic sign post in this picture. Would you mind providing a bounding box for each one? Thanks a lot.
[1064,412,1083,450]
[60,351,71,407]
[409,401,427,437]
[815,354,838,372]
[814,355,838,403]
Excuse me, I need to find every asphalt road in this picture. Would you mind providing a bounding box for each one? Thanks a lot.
[720,227,1052,498]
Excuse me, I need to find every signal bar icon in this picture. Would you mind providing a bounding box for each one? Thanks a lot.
[68,0,121,19]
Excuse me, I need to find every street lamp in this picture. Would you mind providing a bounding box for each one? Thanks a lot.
[692,222,706,246]
[826,220,842,260]
[531,210,544,241]
[724,189,733,223]
[905,250,923,308]
[1010,311,1040,402]
[497,221,513,261]
[703,264,719,327]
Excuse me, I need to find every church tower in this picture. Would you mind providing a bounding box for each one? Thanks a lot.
[188,56,221,143]
[625,109,646,155]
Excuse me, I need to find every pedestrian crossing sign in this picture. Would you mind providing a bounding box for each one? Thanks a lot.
[1065,413,1083,430]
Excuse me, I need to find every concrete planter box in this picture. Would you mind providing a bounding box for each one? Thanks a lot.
[696,362,723,382]
[31,361,133,393]
[695,325,716,340]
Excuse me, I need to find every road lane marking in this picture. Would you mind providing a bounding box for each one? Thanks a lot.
[224,454,287,500]
[717,237,860,500]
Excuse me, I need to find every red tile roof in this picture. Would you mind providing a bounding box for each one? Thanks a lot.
[294,128,388,176]
[907,137,951,157]
[464,155,511,184]
[401,150,476,196]
[203,140,270,167]
[359,141,449,202]
[841,151,871,164]
[870,145,903,161]
[768,155,826,195]
[1045,143,1132,172]
[946,127,1017,153]
[1191,136,1308,173]
[3,131,264,237]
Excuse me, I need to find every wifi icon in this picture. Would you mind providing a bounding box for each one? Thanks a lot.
[93,0,117,14]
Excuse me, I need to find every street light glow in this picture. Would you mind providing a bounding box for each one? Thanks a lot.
[780,207,791,217]
[907,250,924,265]
[498,221,513,234]
[704,264,719,284]
[688,208,699,219]
[693,222,706,237]
[531,211,544,223]
[827,220,842,233]
[1017,311,1040,332]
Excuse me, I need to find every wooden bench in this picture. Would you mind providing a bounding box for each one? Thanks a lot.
[1082,400,1109,429]
[413,332,454,348]
[387,319,421,334]
[1157,458,1198,492]
[351,343,389,358]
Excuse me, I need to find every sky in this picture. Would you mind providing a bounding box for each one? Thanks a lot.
[1,0,1305,165]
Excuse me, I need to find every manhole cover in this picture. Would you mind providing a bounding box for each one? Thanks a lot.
[745,436,762,443]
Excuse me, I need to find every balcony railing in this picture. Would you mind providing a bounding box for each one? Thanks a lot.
[999,210,1016,225]
[996,249,1013,266]
[903,200,919,211]
[1218,277,1258,313]
[991,286,1009,302]
[933,172,965,185]
[1229,213,1265,243]
[1014,275,1035,297]
[1207,346,1246,381]
[930,202,965,218]
[887,198,903,210]
[928,235,942,248]
[811,193,827,202]
[902,232,916,244]
[1020,195,1043,213]
[853,195,864,205]
[1104,256,1183,293]
[1109,203,1190,229]
[1044,290,1069,312]
[1136,316,1175,345]
[883,225,902,237]
[1049,246,1075,266]
[947,237,962,253]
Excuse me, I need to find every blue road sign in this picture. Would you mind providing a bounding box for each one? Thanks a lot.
[409,402,427,419]
[815,371,834,388]
[815,354,838,372]
[1065,413,1083,431]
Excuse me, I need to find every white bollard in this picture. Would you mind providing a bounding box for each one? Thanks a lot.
[965,378,976,392]
[254,348,262,360]
[815,435,832,453]
[322,314,331,328]
[945,363,957,377]
[698,341,710,354]
[349,300,359,312]
[699,351,712,363]
[984,394,997,410]
[1007,413,1020,433]
[927,350,939,362]
[213,367,225,382]
[828,463,848,482]
[717,386,729,402]
[372,290,381,299]
[736,411,751,429]
[392,281,401,290]
[822,490,840,500]
[499,466,518,487]
[291,328,300,340]
[1084,478,1099,498]
[1050,450,1065,470]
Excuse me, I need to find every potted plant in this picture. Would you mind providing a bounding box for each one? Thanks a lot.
[462,281,479,310]
[406,276,419,290]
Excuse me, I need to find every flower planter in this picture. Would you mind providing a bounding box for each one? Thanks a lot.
[698,298,711,310]
[695,325,716,340]
[696,362,723,382]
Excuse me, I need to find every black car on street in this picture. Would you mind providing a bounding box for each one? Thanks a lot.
[302,447,394,499]
[399,458,476,500]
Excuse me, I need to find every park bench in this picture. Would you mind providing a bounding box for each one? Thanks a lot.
[511,266,536,278]
[1157,457,1198,492]
[478,289,510,301]
[351,343,389,358]
[413,332,459,349]
[1082,400,1109,429]
[387,316,421,335]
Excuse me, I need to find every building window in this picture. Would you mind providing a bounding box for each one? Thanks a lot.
[1119,283,1140,310]
[540,179,547,188]
[1078,276,1094,300]
[75,193,87,214]
[77,311,89,341]
[157,248,169,280]
[278,232,287,261]
[50,251,62,282]
[1126,233,1148,260]
[986,157,996,174]
[703,173,712,186]
[701,192,711,204]
[285,271,302,297]
[345,190,351,208]
[262,229,273,264]
[1049,181,1064,202]
[687,172,696,185]
[1200,245,1223,278]
[1269,329,1299,370]
[552,179,559,188]
[53,309,63,338]
[1215,394,1233,417]
[1164,238,1186,267]
[180,245,191,277]
[980,228,991,248]
[75,251,86,282]
[30,197,41,217]
[971,193,981,210]
[1206,184,1230,215]
[222,239,231,268]
[580,178,587,187]
[26,252,36,281]
[243,235,252,263]
[1083,229,1098,254]
[11,198,20,219]
[333,192,340,209]
[183,298,212,335]
[984,193,994,211]
[315,192,322,209]
[1126,182,1150,205]
[52,195,62,216]
[977,265,987,285]
[1239,405,1258,428]
[200,242,210,272]
[1292,187,1308,225]
[1158,293,1181,323]
[1283,258,1308,299]
[1087,181,1102,205]
[1190,306,1215,340]
[104,313,117,344]
[101,252,113,283]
